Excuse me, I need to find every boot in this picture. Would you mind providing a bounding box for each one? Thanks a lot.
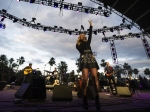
[83,96,88,110]
[95,95,101,110]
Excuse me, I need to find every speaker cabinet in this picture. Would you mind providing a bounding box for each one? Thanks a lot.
[14,83,33,99]
[0,81,7,90]
[77,86,96,100]
[52,85,72,101]
[116,86,132,97]
[32,78,46,99]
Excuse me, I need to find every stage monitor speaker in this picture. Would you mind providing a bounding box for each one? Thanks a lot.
[116,86,132,97]
[52,85,72,101]
[14,83,33,99]
[0,81,7,90]
[32,78,46,99]
[77,86,96,100]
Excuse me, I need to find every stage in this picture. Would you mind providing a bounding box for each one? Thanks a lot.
[0,85,150,112]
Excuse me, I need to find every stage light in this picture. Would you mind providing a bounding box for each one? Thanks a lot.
[102,31,105,36]
[85,9,89,14]
[13,18,18,23]
[22,18,26,21]
[113,35,116,37]
[69,31,72,35]
[78,2,82,6]
[98,6,102,10]
[76,9,79,12]
[136,34,140,38]
[31,18,36,23]
[94,31,97,35]
[110,28,113,32]
[64,4,68,9]
[120,36,124,40]
[104,11,109,17]
[54,2,58,8]
[127,25,131,30]
[1,16,5,22]
[0,22,6,29]
[54,26,57,28]
[104,38,108,42]
[122,18,125,23]
[17,0,20,1]
[37,23,41,26]
[43,27,47,32]
[75,29,78,31]
[30,0,35,3]
[2,9,7,13]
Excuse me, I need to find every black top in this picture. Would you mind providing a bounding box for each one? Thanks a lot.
[76,26,93,55]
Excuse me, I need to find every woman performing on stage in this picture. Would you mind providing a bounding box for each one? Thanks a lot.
[76,20,101,110]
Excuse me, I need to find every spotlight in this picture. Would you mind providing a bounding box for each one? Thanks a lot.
[64,4,68,9]
[0,22,6,29]
[1,16,5,22]
[127,25,131,30]
[104,38,108,42]
[37,23,41,26]
[120,36,124,40]
[78,2,82,6]
[94,31,97,35]
[2,9,7,13]
[54,2,58,8]
[22,18,26,21]
[136,34,140,38]
[75,29,78,31]
[110,28,113,32]
[102,31,105,36]
[76,9,79,12]
[69,31,72,35]
[122,18,125,23]
[30,0,36,3]
[54,26,57,28]
[98,6,102,10]
[43,27,47,32]
[104,11,109,17]
[17,0,20,1]
[13,18,18,23]
[31,18,36,23]
[113,53,116,56]
[85,9,89,14]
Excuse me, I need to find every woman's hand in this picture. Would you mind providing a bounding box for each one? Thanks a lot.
[88,20,92,26]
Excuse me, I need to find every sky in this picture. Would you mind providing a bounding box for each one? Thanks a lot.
[0,0,150,78]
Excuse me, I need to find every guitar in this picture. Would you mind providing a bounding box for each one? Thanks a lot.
[105,72,114,77]
[53,79,60,86]
[24,68,39,75]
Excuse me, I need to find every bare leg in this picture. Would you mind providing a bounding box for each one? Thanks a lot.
[82,68,89,96]
[90,68,99,95]
[82,68,89,110]
[90,68,101,110]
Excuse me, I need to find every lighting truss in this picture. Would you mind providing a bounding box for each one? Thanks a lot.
[102,32,149,42]
[90,0,150,37]
[110,40,118,64]
[141,36,150,59]
[0,9,132,35]
[18,0,111,17]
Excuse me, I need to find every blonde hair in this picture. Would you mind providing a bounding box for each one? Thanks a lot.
[76,34,87,45]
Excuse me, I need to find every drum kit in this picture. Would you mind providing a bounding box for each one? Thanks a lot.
[44,70,60,85]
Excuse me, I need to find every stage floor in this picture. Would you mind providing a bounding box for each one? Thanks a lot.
[0,85,150,112]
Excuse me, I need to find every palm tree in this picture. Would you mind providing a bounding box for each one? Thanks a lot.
[144,68,150,78]
[133,68,139,78]
[16,56,25,71]
[113,65,122,78]
[100,59,106,68]
[123,63,132,78]
[48,57,56,71]
[57,61,68,74]
[8,58,14,68]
